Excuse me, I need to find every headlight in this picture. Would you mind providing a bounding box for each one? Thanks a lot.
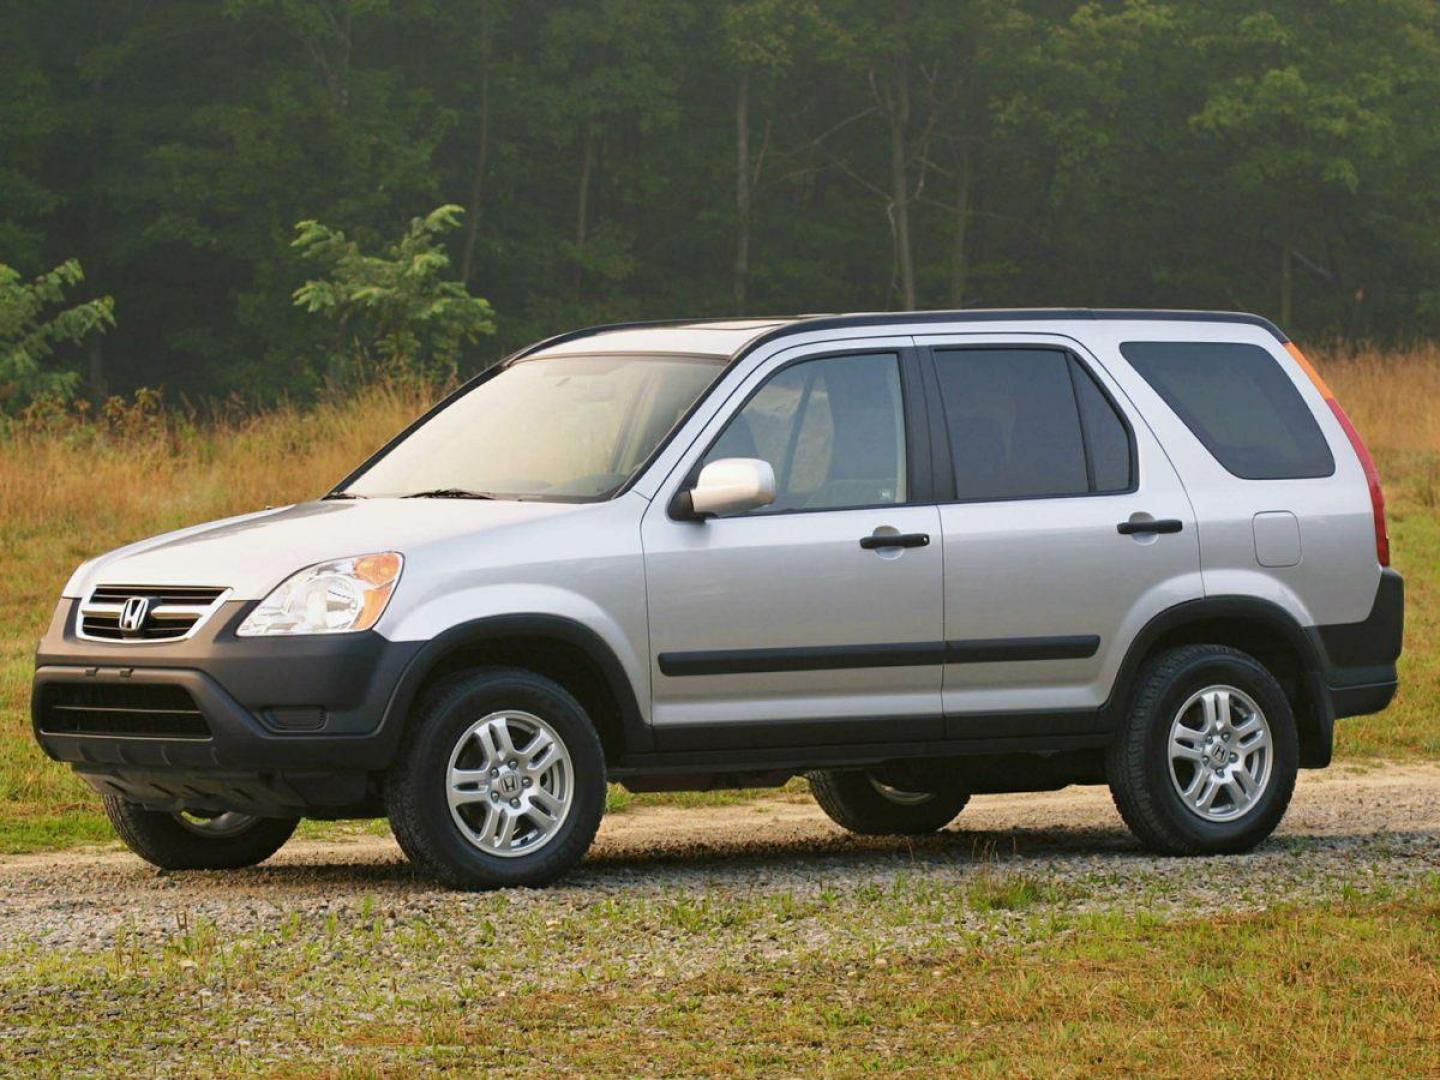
[237,552,403,637]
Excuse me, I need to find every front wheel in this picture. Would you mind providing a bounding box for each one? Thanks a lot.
[386,668,606,889]
[1106,644,1299,855]
[807,768,970,835]
[103,797,298,870]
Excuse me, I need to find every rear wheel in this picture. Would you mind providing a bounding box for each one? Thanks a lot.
[807,768,970,835]
[103,797,298,870]
[386,668,606,889]
[1106,644,1299,855]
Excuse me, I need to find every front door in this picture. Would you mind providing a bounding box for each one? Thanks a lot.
[916,336,1203,737]
[641,346,945,751]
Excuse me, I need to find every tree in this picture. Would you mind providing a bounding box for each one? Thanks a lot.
[1187,0,1440,332]
[719,0,828,309]
[532,1,691,300]
[0,260,115,410]
[3,0,1440,406]
[292,205,495,381]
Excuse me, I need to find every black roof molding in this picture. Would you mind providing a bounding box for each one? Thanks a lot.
[499,318,698,367]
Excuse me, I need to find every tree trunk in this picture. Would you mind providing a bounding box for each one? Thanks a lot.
[458,2,494,287]
[337,6,351,108]
[1280,243,1294,328]
[733,70,752,311]
[949,136,972,308]
[888,0,915,311]
[573,123,598,291]
[85,45,107,404]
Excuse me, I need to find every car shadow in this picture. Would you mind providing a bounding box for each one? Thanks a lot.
[201,822,1439,894]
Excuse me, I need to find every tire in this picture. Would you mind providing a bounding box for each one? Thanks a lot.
[807,768,970,835]
[386,668,606,890]
[1106,644,1299,856]
[103,797,298,871]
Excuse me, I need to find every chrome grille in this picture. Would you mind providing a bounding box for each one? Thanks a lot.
[78,585,229,642]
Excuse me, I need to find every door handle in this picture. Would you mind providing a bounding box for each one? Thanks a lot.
[860,532,930,550]
[1117,519,1184,536]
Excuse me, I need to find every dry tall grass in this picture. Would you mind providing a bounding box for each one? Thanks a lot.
[1314,343,1440,515]
[1314,342,1440,458]
[2,380,435,634]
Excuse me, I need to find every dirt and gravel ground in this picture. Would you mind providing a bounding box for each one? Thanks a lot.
[3,762,1438,954]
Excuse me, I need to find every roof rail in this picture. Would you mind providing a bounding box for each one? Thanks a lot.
[727,308,1287,362]
[503,306,1288,371]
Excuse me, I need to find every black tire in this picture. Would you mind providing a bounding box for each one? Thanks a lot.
[1106,644,1299,856]
[102,796,298,870]
[807,768,970,835]
[385,668,606,890]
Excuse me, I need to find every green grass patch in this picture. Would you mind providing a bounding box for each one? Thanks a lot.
[3,881,1437,1075]
[0,805,115,854]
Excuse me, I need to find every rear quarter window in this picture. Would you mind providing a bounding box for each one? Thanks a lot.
[1120,341,1335,480]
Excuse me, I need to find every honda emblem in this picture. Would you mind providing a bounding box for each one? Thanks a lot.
[119,596,151,634]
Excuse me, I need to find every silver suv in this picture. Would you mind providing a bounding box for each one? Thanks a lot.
[32,310,1403,888]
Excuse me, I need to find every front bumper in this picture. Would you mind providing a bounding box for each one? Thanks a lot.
[32,598,423,815]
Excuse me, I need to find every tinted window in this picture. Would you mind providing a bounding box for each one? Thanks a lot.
[1120,342,1334,480]
[704,352,906,512]
[933,348,1097,500]
[1073,362,1133,492]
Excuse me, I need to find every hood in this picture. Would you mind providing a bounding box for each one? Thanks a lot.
[67,498,589,599]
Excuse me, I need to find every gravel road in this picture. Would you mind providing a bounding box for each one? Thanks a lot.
[3,762,1439,954]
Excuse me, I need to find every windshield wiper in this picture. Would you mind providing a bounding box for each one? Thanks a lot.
[323,491,367,500]
[402,488,499,499]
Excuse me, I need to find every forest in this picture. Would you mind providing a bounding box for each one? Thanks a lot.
[3,0,1440,405]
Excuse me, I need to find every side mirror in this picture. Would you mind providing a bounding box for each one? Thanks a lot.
[670,457,776,520]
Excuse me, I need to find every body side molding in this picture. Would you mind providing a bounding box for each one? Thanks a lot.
[657,635,1100,677]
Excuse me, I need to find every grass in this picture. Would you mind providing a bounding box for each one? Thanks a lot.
[2,877,1437,1075]
[1322,346,1440,758]
[1,345,1438,851]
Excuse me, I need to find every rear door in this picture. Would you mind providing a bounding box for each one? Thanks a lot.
[915,334,1204,737]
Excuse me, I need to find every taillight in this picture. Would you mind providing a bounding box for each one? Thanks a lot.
[1285,342,1390,567]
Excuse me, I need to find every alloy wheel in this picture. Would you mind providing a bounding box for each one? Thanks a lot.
[172,810,260,838]
[445,710,574,858]
[1167,684,1274,823]
[866,774,936,806]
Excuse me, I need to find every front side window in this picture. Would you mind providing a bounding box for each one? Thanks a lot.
[1120,341,1334,480]
[343,353,725,500]
[932,347,1132,501]
[701,352,907,513]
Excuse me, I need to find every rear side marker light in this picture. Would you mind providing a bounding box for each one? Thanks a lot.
[1285,342,1389,567]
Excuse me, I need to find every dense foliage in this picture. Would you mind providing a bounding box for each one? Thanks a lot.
[0,260,114,408]
[2,0,1439,401]
[292,203,495,382]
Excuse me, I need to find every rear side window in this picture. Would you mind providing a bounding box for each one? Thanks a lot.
[1073,362,1133,492]
[932,348,1133,501]
[1120,342,1334,480]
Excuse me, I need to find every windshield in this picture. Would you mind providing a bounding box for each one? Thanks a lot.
[341,353,726,500]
